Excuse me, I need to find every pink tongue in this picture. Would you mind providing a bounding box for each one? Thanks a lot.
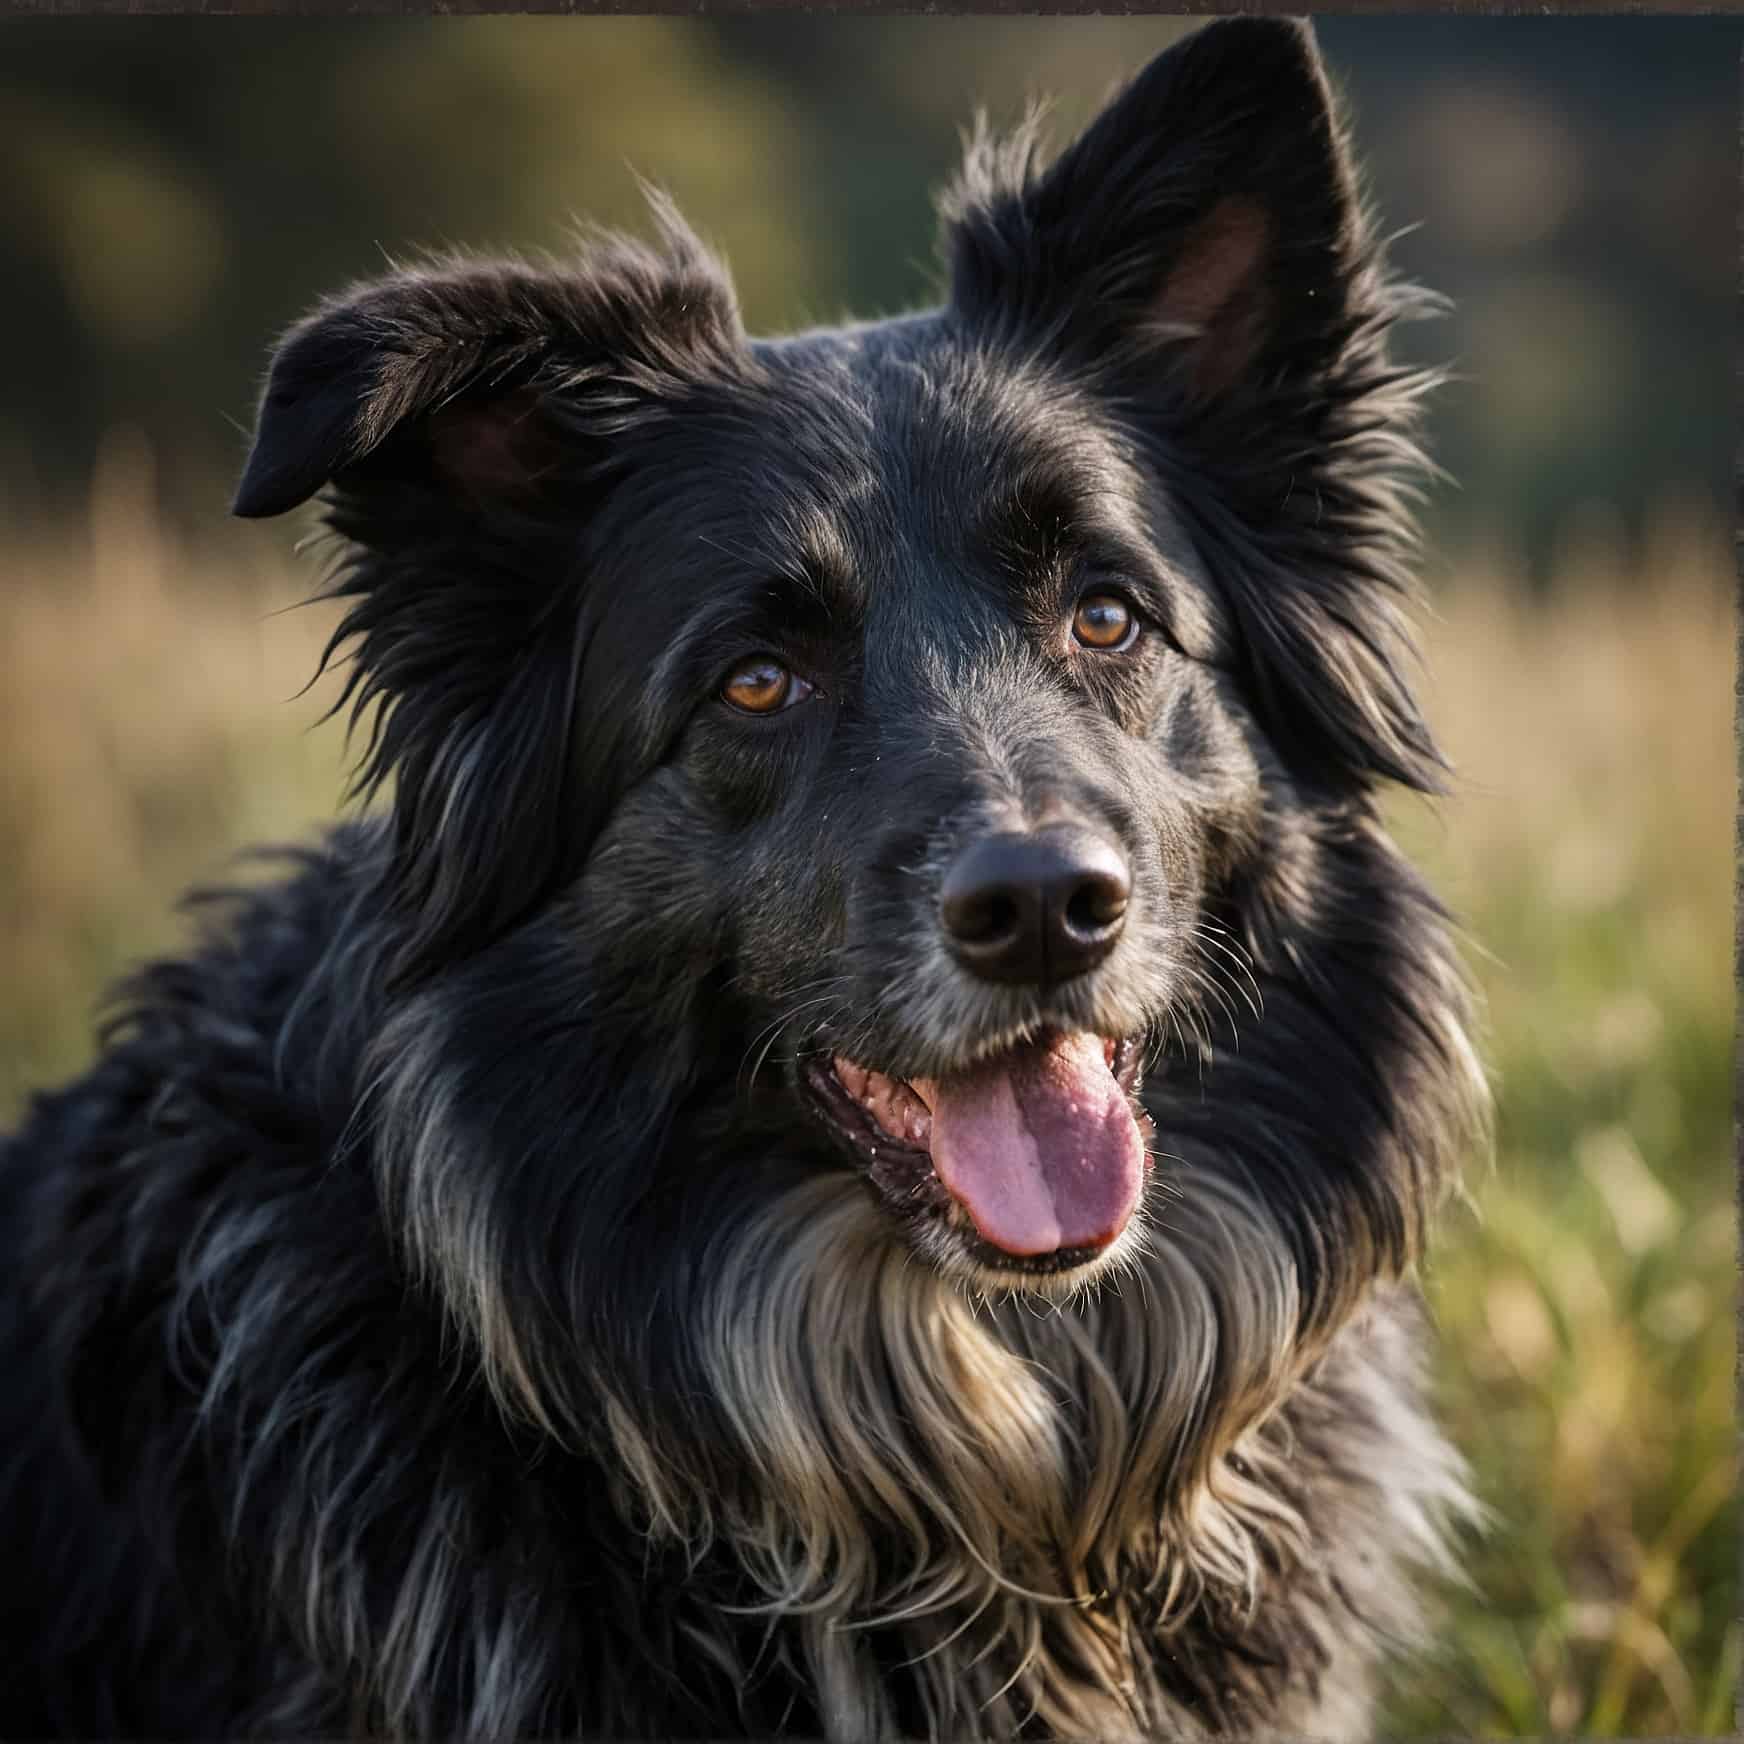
[916,1033,1144,1257]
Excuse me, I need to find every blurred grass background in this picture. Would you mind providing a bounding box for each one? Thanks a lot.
[0,14,1734,1738]
[1383,531,1736,1737]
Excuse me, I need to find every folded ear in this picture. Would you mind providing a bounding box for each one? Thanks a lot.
[237,226,744,984]
[235,229,738,521]
[944,18,1448,797]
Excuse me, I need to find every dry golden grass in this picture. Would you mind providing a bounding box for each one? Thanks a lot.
[0,435,347,1105]
[0,449,1734,1734]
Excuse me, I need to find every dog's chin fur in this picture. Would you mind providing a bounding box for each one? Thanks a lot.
[0,19,1489,1742]
[601,1175,1473,1742]
[914,1211,1153,1304]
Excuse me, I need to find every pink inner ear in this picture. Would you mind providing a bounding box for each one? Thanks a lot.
[427,388,552,500]
[1151,196,1272,397]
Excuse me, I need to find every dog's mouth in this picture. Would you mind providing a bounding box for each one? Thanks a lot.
[802,1031,1150,1273]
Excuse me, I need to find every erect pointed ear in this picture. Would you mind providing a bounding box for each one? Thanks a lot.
[945,20,1448,799]
[943,17,1362,403]
[237,226,745,985]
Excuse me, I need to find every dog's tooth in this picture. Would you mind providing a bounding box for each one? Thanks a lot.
[888,1082,932,1150]
[867,1075,897,1129]
[835,1056,869,1101]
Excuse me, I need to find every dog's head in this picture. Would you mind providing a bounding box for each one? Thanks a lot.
[238,20,1448,1299]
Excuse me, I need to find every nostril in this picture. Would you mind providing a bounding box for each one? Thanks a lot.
[1066,874,1128,935]
[947,888,1021,946]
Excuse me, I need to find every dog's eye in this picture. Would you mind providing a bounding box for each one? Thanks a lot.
[1072,592,1138,652]
[721,658,813,715]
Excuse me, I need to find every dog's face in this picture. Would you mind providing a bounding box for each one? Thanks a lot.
[236,20,1443,1298]
[550,336,1265,1292]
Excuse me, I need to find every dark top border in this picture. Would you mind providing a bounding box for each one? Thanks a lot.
[4,0,1741,16]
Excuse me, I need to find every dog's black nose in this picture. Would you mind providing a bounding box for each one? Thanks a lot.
[940,827,1130,985]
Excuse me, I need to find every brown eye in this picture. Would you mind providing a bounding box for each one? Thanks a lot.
[721,658,812,715]
[1072,592,1137,651]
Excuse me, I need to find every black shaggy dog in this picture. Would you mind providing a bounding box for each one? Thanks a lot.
[1,19,1487,1740]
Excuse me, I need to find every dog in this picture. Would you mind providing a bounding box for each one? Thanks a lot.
[0,18,1487,1739]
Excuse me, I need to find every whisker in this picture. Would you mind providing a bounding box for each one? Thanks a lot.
[1180,964,1242,1048]
[1188,922,1264,1018]
[736,993,848,1095]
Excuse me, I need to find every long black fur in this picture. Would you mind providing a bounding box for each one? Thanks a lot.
[0,21,1485,1739]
